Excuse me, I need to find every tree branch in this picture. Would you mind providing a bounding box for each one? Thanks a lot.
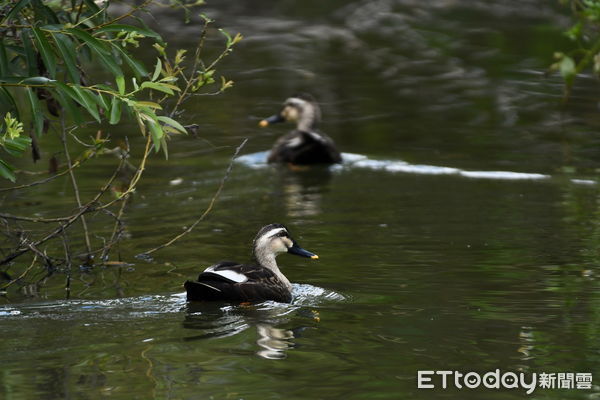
[139,138,248,257]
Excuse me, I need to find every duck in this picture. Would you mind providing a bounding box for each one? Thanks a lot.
[259,93,343,165]
[184,224,319,303]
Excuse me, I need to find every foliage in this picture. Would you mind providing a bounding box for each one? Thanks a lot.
[0,0,240,181]
[0,0,242,292]
[552,0,600,96]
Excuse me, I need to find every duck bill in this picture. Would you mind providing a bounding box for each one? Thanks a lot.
[259,114,285,127]
[288,243,319,259]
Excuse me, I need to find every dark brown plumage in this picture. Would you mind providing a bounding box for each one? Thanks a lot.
[185,224,318,303]
[260,94,342,165]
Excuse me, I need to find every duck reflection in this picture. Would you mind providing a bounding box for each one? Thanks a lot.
[182,302,305,360]
[255,324,295,359]
[277,166,332,218]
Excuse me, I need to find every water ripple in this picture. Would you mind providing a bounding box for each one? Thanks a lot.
[236,151,596,185]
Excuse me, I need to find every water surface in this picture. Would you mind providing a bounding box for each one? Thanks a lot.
[2,1,600,399]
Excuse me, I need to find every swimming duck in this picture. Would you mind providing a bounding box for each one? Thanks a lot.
[184,224,318,303]
[259,93,343,165]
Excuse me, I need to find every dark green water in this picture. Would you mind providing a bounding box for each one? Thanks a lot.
[2,1,600,399]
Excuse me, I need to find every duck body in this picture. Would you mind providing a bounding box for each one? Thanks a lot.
[267,130,342,164]
[184,224,318,303]
[260,94,342,165]
[184,261,293,303]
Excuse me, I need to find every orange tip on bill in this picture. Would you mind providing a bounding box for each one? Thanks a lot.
[311,254,319,260]
[259,120,269,127]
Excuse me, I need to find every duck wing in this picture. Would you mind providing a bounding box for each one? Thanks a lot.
[184,262,292,303]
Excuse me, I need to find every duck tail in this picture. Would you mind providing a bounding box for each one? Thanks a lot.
[184,280,224,301]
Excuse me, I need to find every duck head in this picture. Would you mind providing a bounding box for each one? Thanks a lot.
[253,223,318,267]
[259,93,321,132]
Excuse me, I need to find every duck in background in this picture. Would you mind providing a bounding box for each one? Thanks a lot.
[259,94,343,165]
[184,224,319,303]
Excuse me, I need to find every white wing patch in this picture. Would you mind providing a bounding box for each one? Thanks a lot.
[204,266,248,283]
[285,136,303,148]
[307,131,327,144]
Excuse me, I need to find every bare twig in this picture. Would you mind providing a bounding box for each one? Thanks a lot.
[100,196,128,261]
[93,0,154,29]
[0,254,37,290]
[0,155,124,266]
[140,138,248,256]
[0,156,91,193]
[60,116,92,255]
[0,213,73,223]
[61,231,72,299]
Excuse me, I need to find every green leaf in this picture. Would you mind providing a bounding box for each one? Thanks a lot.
[51,32,80,83]
[32,1,59,24]
[0,87,19,120]
[0,159,16,182]
[116,75,125,95]
[3,137,32,156]
[81,0,107,24]
[219,28,232,46]
[156,116,187,133]
[53,88,83,124]
[152,58,162,81]
[94,92,110,111]
[67,28,110,55]
[32,26,57,78]
[141,81,174,95]
[135,101,162,110]
[111,43,148,78]
[25,88,44,137]
[2,0,33,25]
[147,120,164,152]
[559,55,576,84]
[68,28,123,77]
[72,85,100,122]
[160,136,168,159]
[19,76,55,84]
[81,0,102,14]
[109,97,122,125]
[21,29,38,76]
[0,77,20,84]
[96,24,162,39]
[0,42,9,76]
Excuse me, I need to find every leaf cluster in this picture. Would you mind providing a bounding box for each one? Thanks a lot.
[0,0,241,181]
[552,0,600,97]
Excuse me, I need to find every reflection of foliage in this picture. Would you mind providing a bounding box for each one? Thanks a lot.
[551,0,600,97]
[0,0,242,295]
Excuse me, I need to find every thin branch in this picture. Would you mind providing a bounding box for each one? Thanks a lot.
[61,231,71,299]
[0,155,124,266]
[0,213,73,223]
[60,115,92,254]
[100,195,128,261]
[0,254,37,290]
[0,157,89,193]
[140,138,248,256]
[169,17,211,118]
[93,0,154,30]
[94,135,152,212]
